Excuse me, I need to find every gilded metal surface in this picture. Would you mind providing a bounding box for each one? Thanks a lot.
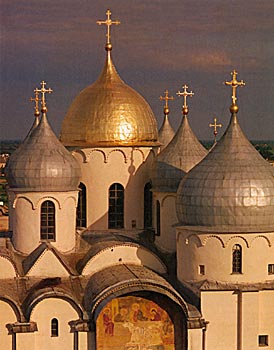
[209,117,222,143]
[96,9,120,51]
[34,81,53,113]
[6,113,81,191]
[176,85,194,115]
[159,90,174,115]
[153,115,207,192]
[60,51,159,147]
[225,70,245,108]
[30,90,41,117]
[158,90,175,152]
[176,113,274,232]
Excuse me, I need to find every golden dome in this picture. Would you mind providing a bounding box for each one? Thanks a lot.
[60,51,159,147]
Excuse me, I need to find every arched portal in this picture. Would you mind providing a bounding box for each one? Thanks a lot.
[96,295,175,350]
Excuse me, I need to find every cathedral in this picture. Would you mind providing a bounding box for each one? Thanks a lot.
[1,9,274,350]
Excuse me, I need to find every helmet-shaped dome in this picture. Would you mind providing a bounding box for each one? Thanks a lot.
[6,113,81,191]
[60,51,158,147]
[153,114,207,192]
[176,113,274,232]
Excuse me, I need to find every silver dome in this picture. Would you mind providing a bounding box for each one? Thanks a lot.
[6,113,81,192]
[152,115,207,192]
[176,113,274,232]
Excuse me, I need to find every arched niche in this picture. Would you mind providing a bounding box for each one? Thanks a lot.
[0,256,17,278]
[29,298,79,350]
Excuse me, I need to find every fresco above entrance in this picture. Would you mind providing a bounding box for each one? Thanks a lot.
[97,295,175,350]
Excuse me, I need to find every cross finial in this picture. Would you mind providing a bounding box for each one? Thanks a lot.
[225,70,245,113]
[209,117,222,143]
[159,90,174,115]
[97,9,120,51]
[30,90,41,117]
[176,84,194,115]
[34,81,53,113]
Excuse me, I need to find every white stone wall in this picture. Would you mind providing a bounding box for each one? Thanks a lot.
[73,147,155,230]
[30,298,78,350]
[8,190,79,254]
[177,229,274,283]
[201,289,274,350]
[153,192,177,253]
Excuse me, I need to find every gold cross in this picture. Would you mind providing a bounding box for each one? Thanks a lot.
[34,81,53,112]
[176,85,194,115]
[159,90,174,115]
[97,9,120,49]
[225,70,245,105]
[209,117,222,143]
[30,90,41,117]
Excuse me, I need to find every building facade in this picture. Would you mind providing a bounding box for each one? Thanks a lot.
[0,10,273,350]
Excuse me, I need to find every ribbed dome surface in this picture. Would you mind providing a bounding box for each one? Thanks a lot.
[60,51,158,147]
[152,115,207,192]
[6,114,81,191]
[158,114,175,152]
[176,113,274,232]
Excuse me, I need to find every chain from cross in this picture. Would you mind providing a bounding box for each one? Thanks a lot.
[209,118,222,142]
[30,90,41,117]
[225,70,245,105]
[34,81,53,112]
[176,85,194,109]
[97,9,120,46]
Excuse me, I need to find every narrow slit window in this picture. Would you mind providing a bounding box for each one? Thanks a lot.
[268,264,274,275]
[232,244,242,273]
[144,182,152,229]
[108,183,124,229]
[199,265,205,275]
[51,318,59,337]
[76,182,87,228]
[156,200,161,236]
[40,200,56,241]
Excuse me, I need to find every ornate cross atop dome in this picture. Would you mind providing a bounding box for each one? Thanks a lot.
[159,90,174,116]
[97,9,121,51]
[30,90,41,117]
[209,117,222,143]
[225,70,245,113]
[176,85,194,115]
[34,81,53,113]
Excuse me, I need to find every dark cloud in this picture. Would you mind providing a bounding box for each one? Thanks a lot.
[1,0,274,140]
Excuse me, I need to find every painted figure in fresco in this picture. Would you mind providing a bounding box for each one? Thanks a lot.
[103,308,114,336]
[123,322,144,343]
[146,325,164,350]
[114,306,129,322]
[150,308,161,321]
[132,303,148,322]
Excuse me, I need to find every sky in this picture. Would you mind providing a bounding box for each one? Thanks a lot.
[1,0,274,141]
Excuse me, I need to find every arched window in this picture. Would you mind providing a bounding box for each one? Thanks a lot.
[76,182,87,228]
[40,200,55,241]
[108,183,124,229]
[156,200,161,236]
[232,244,242,273]
[51,318,59,337]
[144,182,152,229]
